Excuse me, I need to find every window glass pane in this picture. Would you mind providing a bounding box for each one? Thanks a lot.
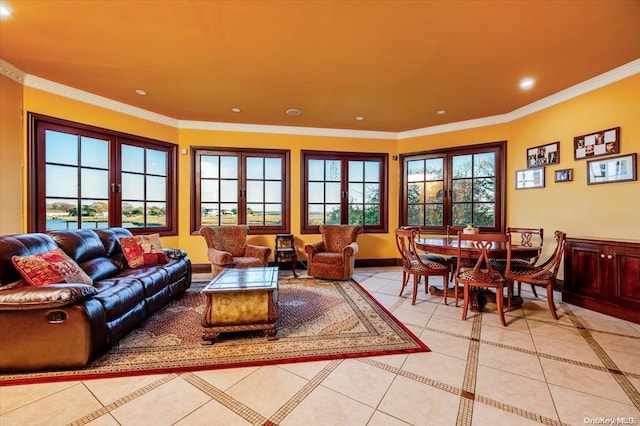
[308,182,324,203]
[265,158,282,180]
[325,205,341,224]
[220,156,238,178]
[246,180,264,203]
[146,176,166,201]
[201,156,219,178]
[348,161,363,182]
[246,157,263,180]
[122,201,144,227]
[474,178,495,202]
[122,173,144,199]
[348,182,363,203]
[79,200,109,229]
[474,152,495,177]
[425,158,443,180]
[452,203,472,226]
[452,155,472,178]
[364,161,379,182]
[307,205,323,226]
[81,169,108,198]
[452,179,472,202]
[46,165,77,197]
[407,204,424,226]
[122,145,144,173]
[201,180,219,202]
[201,204,221,226]
[473,203,495,227]
[265,204,282,225]
[364,204,380,225]
[46,199,78,230]
[46,130,78,165]
[325,160,341,181]
[146,149,167,176]
[425,205,443,226]
[264,181,281,203]
[407,160,424,182]
[325,182,341,203]
[220,180,237,202]
[425,181,443,203]
[364,183,379,203]
[348,204,364,224]
[147,202,166,227]
[308,159,325,181]
[220,203,238,224]
[81,137,108,169]
[247,204,263,225]
[407,182,424,203]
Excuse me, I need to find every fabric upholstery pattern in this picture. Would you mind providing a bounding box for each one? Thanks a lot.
[12,248,93,286]
[305,225,363,280]
[119,234,168,268]
[200,225,271,277]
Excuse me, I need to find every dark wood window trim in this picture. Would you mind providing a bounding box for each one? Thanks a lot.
[399,141,506,234]
[27,113,178,236]
[190,146,290,235]
[301,150,388,234]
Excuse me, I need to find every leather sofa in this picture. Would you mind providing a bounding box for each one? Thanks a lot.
[0,228,191,372]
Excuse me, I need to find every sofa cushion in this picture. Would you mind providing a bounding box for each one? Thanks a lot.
[48,229,107,263]
[12,248,93,286]
[120,234,168,268]
[0,283,98,310]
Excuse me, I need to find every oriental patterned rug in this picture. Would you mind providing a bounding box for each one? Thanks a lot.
[1,278,428,386]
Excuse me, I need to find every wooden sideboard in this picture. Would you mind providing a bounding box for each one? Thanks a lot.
[563,236,640,323]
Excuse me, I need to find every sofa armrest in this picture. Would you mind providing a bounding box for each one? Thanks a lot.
[207,248,233,266]
[0,284,98,311]
[164,248,187,259]
[342,242,359,257]
[304,241,326,256]
[245,244,271,260]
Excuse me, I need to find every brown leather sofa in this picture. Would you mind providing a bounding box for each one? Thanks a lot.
[0,228,191,372]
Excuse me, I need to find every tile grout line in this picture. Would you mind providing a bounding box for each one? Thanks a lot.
[455,313,482,426]
[565,307,640,410]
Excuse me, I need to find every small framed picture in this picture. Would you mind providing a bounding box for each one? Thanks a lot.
[526,141,560,168]
[574,127,620,160]
[587,153,637,185]
[554,168,573,182]
[516,167,545,189]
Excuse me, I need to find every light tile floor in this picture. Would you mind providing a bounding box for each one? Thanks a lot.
[1,267,639,426]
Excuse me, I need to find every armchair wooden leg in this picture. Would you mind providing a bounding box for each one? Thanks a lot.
[546,284,559,320]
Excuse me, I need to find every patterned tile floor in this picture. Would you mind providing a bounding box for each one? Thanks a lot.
[1,267,639,426]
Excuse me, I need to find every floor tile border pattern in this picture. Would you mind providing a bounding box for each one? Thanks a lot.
[456,314,482,426]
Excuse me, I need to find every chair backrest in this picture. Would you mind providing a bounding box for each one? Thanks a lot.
[446,225,465,239]
[507,227,544,265]
[395,228,416,269]
[199,225,248,257]
[456,232,511,277]
[538,230,567,278]
[319,225,363,253]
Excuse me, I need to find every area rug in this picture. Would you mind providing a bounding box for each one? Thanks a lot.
[1,278,428,386]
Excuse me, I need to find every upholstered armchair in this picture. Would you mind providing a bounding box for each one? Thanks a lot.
[200,225,272,277]
[304,225,363,280]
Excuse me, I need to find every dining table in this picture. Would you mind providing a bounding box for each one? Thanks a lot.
[415,236,543,312]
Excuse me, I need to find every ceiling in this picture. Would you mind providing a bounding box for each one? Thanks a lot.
[1,1,639,133]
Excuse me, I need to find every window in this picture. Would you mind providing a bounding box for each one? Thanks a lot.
[302,151,388,233]
[28,113,177,235]
[192,147,289,233]
[400,141,505,233]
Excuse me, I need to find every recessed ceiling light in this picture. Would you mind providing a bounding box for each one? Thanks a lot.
[135,89,147,96]
[231,107,241,113]
[355,116,364,121]
[286,108,301,116]
[0,5,11,17]
[436,110,446,115]
[519,77,535,90]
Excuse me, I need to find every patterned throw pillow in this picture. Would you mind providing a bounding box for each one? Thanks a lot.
[12,248,93,287]
[119,233,168,268]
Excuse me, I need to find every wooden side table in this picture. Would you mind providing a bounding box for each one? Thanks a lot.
[274,234,297,277]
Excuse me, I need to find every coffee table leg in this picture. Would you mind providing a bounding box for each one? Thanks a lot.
[265,326,278,341]
[202,331,219,344]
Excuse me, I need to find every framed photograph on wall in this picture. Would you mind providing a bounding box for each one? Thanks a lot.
[516,167,545,189]
[554,168,573,182]
[587,153,637,185]
[527,141,560,168]
[574,127,620,160]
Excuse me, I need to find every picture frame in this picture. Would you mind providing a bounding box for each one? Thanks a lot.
[516,167,545,189]
[527,141,560,168]
[554,168,573,183]
[574,127,620,160]
[587,153,637,185]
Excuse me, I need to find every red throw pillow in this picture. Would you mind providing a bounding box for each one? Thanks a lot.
[119,233,168,268]
[12,248,93,287]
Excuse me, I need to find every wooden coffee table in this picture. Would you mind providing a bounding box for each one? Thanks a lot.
[201,266,279,343]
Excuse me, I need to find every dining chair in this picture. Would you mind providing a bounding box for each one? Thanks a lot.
[454,232,512,326]
[395,228,450,305]
[506,230,566,320]
[491,227,544,297]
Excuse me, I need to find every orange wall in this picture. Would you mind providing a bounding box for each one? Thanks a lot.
[0,75,23,234]
[2,73,638,271]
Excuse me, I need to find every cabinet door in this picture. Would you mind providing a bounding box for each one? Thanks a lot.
[609,247,640,309]
[565,241,604,298]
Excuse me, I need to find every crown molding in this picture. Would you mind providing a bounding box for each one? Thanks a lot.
[22,74,179,127]
[0,59,25,83]
[178,120,396,140]
[6,57,639,140]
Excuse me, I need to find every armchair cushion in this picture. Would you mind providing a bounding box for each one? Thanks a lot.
[321,225,363,253]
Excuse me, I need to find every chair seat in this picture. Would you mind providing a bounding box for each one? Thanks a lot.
[313,252,344,266]
[509,266,553,280]
[409,258,448,272]
[458,269,505,284]
[489,258,533,271]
